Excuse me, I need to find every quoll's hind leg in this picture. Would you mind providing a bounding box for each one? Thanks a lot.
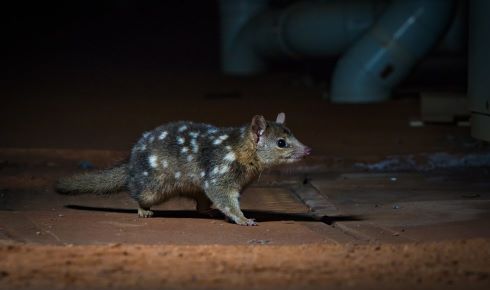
[135,191,157,218]
[138,206,154,218]
[134,188,162,218]
[205,187,256,226]
[128,179,156,218]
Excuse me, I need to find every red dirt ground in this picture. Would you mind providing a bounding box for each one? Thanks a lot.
[1,239,489,290]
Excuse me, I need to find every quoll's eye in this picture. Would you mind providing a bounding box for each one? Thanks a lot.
[277,139,287,148]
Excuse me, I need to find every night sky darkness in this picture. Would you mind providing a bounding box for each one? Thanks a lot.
[2,1,221,82]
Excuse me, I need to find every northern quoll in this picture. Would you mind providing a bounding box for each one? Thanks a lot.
[56,113,311,226]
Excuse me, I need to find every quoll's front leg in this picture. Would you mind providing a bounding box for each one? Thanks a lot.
[195,193,221,218]
[205,187,257,226]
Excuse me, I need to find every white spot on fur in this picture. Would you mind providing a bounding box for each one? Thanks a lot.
[187,155,193,161]
[224,152,236,162]
[162,160,168,168]
[190,139,199,153]
[181,147,189,153]
[159,131,168,140]
[213,134,228,145]
[204,181,209,189]
[175,171,181,179]
[177,137,185,144]
[211,178,217,184]
[200,171,205,177]
[212,167,219,175]
[148,155,158,168]
[143,171,148,176]
[208,128,218,134]
[178,125,188,132]
[149,136,154,143]
[224,206,230,213]
[143,132,150,138]
[219,165,229,174]
[189,131,199,138]
[225,146,231,150]
[134,143,146,152]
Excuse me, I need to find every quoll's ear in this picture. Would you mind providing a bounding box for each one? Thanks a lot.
[251,115,267,143]
[276,112,286,124]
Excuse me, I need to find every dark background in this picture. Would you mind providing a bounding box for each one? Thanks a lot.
[1,1,221,83]
[1,0,466,89]
[0,0,469,151]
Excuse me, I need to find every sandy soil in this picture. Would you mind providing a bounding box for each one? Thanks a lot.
[1,239,489,290]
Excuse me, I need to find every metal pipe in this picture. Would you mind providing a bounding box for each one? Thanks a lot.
[220,0,455,103]
[220,0,384,75]
[330,0,455,103]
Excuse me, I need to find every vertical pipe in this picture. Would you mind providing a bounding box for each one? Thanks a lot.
[219,0,269,74]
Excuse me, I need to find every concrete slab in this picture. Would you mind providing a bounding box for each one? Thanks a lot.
[0,210,334,245]
[311,171,490,243]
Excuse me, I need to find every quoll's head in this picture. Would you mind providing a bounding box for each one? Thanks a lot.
[250,112,312,166]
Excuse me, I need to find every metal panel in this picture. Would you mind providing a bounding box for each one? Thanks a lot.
[469,0,490,141]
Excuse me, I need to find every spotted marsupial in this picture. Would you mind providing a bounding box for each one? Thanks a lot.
[56,113,311,226]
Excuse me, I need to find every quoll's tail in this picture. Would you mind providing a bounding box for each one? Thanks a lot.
[56,163,129,194]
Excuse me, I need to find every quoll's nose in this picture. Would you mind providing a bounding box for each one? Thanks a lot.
[304,146,312,156]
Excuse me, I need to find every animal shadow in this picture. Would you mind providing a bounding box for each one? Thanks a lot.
[65,204,362,225]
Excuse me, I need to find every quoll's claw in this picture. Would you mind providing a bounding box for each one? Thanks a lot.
[138,208,154,218]
[241,218,257,226]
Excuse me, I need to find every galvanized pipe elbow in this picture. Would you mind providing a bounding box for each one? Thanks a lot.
[330,0,455,103]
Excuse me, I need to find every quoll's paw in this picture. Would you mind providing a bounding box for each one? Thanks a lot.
[236,218,257,226]
[138,208,154,218]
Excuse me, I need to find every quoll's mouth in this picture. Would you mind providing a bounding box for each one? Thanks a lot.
[283,155,307,161]
[304,146,312,156]
[283,147,312,161]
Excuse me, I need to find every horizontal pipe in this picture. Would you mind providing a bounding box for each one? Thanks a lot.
[221,0,386,75]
